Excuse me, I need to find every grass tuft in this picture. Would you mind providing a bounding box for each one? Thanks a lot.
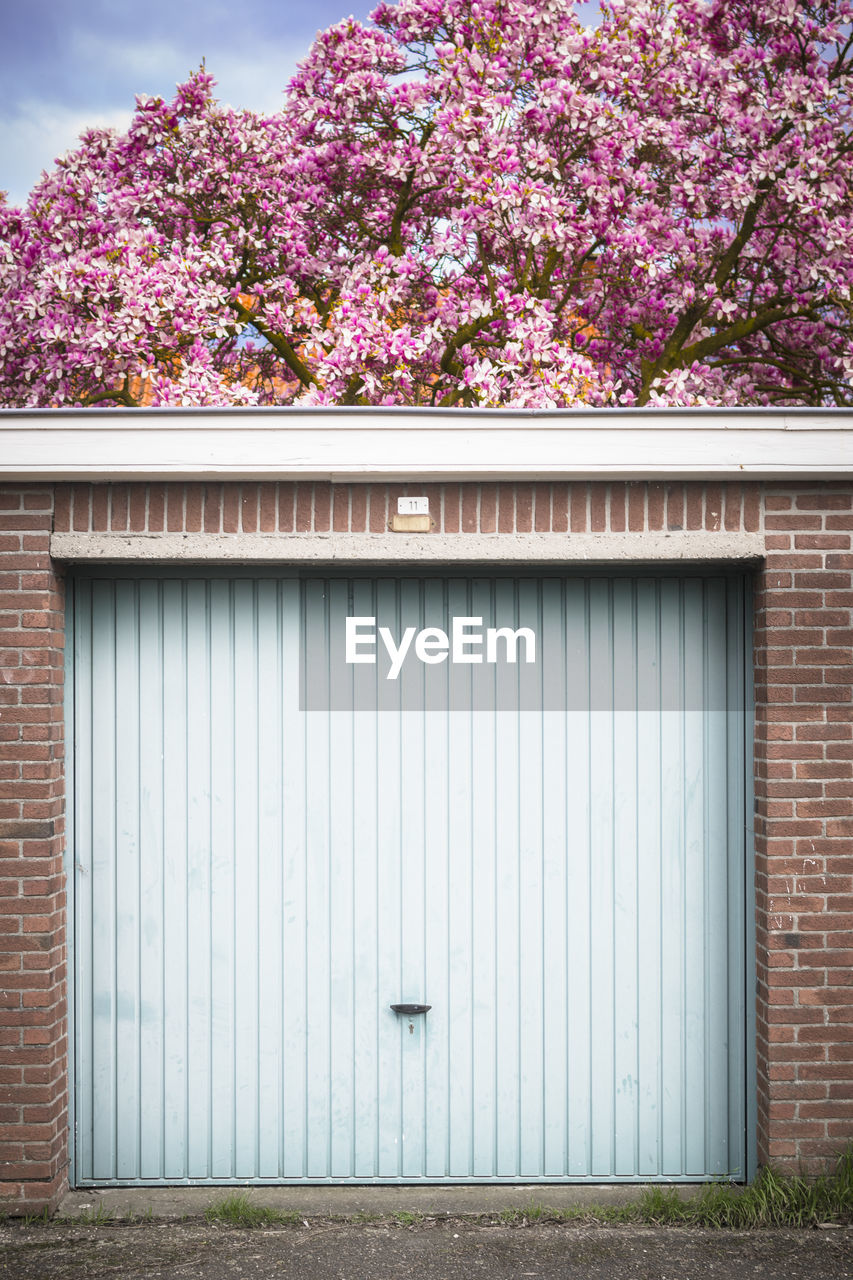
[393,1210,425,1226]
[122,1206,154,1223]
[487,1147,853,1231]
[639,1147,853,1228]
[72,1203,115,1225]
[21,1206,53,1226]
[204,1194,301,1228]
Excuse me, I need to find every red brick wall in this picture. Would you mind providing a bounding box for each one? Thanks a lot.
[53,479,763,535]
[2,478,852,1208]
[0,487,67,1213]
[753,487,853,1173]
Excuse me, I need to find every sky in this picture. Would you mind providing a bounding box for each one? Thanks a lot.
[0,0,376,208]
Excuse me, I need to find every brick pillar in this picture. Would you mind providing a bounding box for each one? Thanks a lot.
[0,485,68,1212]
[754,485,853,1173]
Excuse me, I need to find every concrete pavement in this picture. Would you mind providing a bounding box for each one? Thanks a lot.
[3,1215,852,1280]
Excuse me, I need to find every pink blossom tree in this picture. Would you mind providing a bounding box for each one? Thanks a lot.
[2,0,853,408]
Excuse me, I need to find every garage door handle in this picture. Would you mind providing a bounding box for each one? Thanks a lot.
[390,1003,431,1016]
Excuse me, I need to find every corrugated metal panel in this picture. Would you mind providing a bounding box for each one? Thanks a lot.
[72,571,747,1183]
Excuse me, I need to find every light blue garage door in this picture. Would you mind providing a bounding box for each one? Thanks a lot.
[71,571,748,1184]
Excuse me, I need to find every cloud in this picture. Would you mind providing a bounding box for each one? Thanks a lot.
[67,28,306,116]
[0,36,309,206]
[0,102,133,208]
[0,0,374,205]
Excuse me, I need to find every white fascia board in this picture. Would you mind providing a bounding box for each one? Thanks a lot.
[1,406,852,481]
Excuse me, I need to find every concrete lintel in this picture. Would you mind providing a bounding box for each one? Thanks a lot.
[51,531,765,565]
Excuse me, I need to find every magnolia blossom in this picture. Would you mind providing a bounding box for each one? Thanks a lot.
[2,0,853,408]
